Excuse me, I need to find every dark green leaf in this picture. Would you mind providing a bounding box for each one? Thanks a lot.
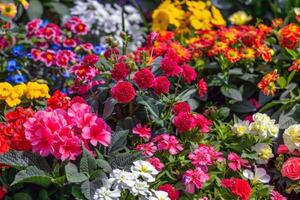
[80,146,97,174]
[65,163,88,183]
[221,86,243,101]
[13,193,32,200]
[109,130,129,153]
[230,101,257,113]
[102,97,117,119]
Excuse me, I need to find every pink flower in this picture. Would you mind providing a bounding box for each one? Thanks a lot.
[194,114,212,133]
[182,167,210,194]
[198,78,208,97]
[181,64,197,84]
[40,50,56,67]
[68,102,92,128]
[188,144,223,167]
[152,76,170,95]
[172,102,191,116]
[135,142,157,156]
[161,56,182,77]
[132,124,152,139]
[147,157,165,171]
[270,190,286,200]
[81,117,111,146]
[173,112,197,133]
[153,134,183,155]
[133,68,155,89]
[227,152,249,171]
[111,62,130,81]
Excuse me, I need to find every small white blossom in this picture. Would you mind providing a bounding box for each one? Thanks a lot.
[131,160,158,182]
[283,124,300,151]
[149,190,171,200]
[249,113,279,138]
[93,179,121,200]
[109,169,137,188]
[131,180,150,197]
[243,167,271,183]
[232,120,250,136]
[252,143,274,164]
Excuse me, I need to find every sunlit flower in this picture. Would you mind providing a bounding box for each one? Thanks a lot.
[283,124,300,151]
[0,3,17,19]
[252,143,274,164]
[229,11,252,25]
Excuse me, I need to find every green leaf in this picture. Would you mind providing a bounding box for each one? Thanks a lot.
[109,130,129,153]
[11,166,52,187]
[65,163,88,183]
[230,101,257,113]
[48,2,69,17]
[285,48,299,59]
[136,96,164,120]
[13,193,32,200]
[81,179,102,200]
[0,151,50,171]
[276,77,287,88]
[109,152,142,169]
[221,86,243,101]
[80,146,97,174]
[38,190,49,200]
[151,56,162,73]
[72,185,85,199]
[96,159,112,173]
[27,0,43,19]
[176,88,197,102]
[102,97,117,119]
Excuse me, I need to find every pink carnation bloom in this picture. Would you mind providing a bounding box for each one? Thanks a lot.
[132,124,152,139]
[188,144,223,167]
[270,190,286,200]
[173,112,197,133]
[194,114,212,133]
[135,142,157,156]
[147,157,165,171]
[153,134,183,155]
[227,152,250,171]
[182,167,210,194]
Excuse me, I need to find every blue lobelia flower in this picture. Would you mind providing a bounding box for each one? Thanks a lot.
[12,45,26,57]
[93,45,106,55]
[7,74,26,84]
[7,60,17,72]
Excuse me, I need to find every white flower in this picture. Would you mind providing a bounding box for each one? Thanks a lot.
[249,113,279,138]
[252,143,274,164]
[149,191,171,200]
[243,167,270,183]
[131,180,150,197]
[93,179,121,200]
[131,160,158,182]
[283,124,300,151]
[232,120,250,136]
[109,169,137,188]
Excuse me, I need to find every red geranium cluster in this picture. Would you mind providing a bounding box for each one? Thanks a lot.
[221,178,252,200]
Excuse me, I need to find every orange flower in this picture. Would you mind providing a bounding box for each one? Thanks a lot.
[288,59,300,72]
[279,23,300,49]
[258,24,272,35]
[240,47,256,60]
[272,18,283,28]
[169,42,191,63]
[225,48,240,63]
[257,70,279,96]
[256,45,273,62]
[0,3,17,19]
[219,28,238,45]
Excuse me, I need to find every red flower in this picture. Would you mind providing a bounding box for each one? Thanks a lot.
[158,184,180,200]
[172,102,191,116]
[47,90,70,110]
[0,186,7,200]
[152,76,170,95]
[111,62,130,81]
[40,50,56,67]
[133,68,155,89]
[111,81,136,103]
[181,64,197,84]
[0,135,10,154]
[72,22,88,35]
[82,54,99,66]
[225,48,241,63]
[173,112,197,133]
[194,114,212,133]
[198,79,207,97]
[277,144,300,155]
[160,56,182,77]
[281,157,300,180]
[221,178,251,200]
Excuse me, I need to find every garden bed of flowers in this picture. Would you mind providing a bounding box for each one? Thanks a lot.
[0,0,300,199]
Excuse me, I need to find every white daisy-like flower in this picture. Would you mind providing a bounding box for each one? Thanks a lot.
[249,113,279,138]
[243,167,271,183]
[283,124,300,151]
[109,169,137,189]
[93,178,121,200]
[131,160,158,182]
[232,120,250,136]
[149,190,171,200]
[130,180,150,197]
[252,143,274,164]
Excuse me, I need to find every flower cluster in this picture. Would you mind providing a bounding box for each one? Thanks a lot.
[0,81,49,107]
[24,93,111,160]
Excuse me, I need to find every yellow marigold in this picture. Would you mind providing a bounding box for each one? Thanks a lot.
[211,6,226,26]
[5,95,21,107]
[229,11,252,25]
[189,9,212,30]
[187,1,207,11]
[14,84,27,97]
[0,3,17,19]
[25,82,50,99]
[18,0,29,10]
[152,0,184,32]
[0,82,14,100]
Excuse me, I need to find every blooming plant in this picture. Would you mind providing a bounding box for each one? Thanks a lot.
[0,0,300,199]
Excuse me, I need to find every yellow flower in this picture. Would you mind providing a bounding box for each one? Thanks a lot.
[25,82,50,99]
[187,1,207,12]
[211,6,226,26]
[5,96,21,107]
[14,84,27,97]
[229,11,252,25]
[18,0,29,10]
[189,9,212,30]
[0,3,17,19]
[152,0,184,32]
[0,82,14,100]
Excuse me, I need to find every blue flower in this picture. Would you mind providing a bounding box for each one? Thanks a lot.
[6,74,26,84]
[40,19,49,28]
[7,60,17,72]
[62,70,70,78]
[51,44,61,51]
[61,87,69,95]
[12,45,26,57]
[50,75,57,81]
[27,53,33,60]
[93,45,106,55]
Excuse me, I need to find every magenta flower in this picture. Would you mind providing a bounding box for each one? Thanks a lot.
[153,134,183,155]
[182,167,210,194]
[188,144,223,167]
[227,152,250,171]
[135,142,157,156]
[132,124,152,139]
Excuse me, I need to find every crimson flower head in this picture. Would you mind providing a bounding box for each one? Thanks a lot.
[172,102,191,116]
[198,78,207,97]
[111,81,136,103]
[152,76,170,95]
[111,62,130,81]
[133,68,155,89]
[158,184,180,200]
[221,178,251,200]
[82,54,99,66]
